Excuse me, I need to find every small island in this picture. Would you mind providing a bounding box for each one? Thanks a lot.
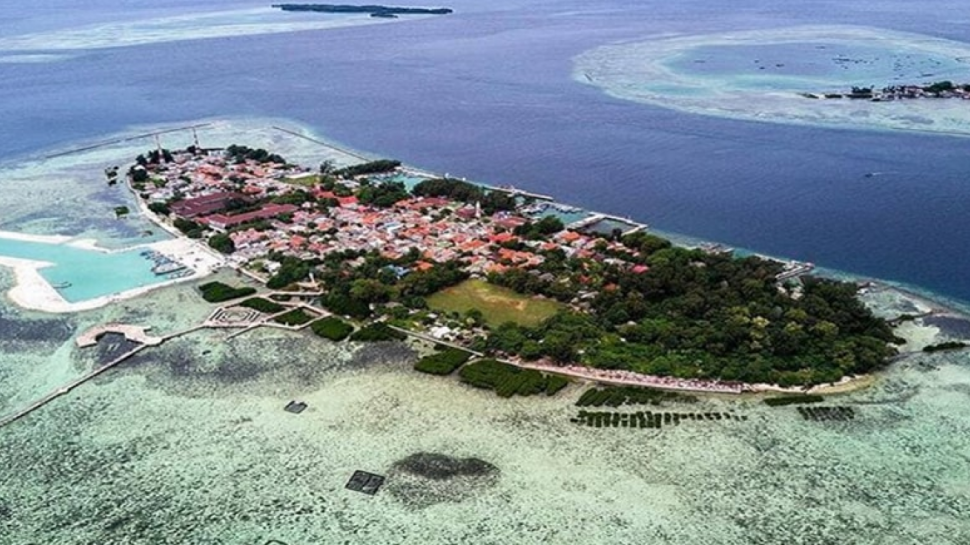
[272,4,453,17]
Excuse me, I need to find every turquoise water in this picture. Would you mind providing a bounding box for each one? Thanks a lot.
[0,237,170,303]
[664,42,967,88]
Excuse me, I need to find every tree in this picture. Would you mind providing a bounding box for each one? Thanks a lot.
[209,233,235,254]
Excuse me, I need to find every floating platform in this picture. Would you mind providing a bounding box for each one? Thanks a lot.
[571,410,747,430]
[346,470,385,495]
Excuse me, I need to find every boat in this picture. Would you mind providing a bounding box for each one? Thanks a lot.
[52,281,71,289]
[152,262,186,275]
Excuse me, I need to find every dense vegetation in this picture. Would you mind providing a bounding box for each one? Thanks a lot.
[576,386,696,408]
[225,144,285,165]
[483,236,897,386]
[311,316,355,341]
[412,178,516,214]
[238,297,285,314]
[334,159,401,178]
[273,308,314,326]
[198,282,257,303]
[413,348,472,375]
[266,256,313,289]
[458,359,566,397]
[208,233,235,254]
[356,180,409,208]
[349,322,407,342]
[922,341,968,353]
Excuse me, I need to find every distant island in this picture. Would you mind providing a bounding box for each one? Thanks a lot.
[801,80,970,101]
[272,4,453,18]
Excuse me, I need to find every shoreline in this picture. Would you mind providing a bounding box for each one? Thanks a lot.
[1,119,963,395]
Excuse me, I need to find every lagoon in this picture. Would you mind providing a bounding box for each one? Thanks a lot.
[0,234,172,303]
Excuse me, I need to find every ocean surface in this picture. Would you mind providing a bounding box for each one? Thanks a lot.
[1,0,970,543]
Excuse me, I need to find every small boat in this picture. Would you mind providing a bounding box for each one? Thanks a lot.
[53,281,71,289]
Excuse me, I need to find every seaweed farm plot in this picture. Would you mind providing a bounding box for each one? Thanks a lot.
[572,409,747,430]
[797,406,856,422]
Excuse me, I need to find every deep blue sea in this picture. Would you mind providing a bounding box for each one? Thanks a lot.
[2,0,969,303]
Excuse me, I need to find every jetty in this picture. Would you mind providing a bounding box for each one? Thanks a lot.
[270,126,370,162]
[43,123,212,160]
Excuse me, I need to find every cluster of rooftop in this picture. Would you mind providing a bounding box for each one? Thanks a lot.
[804,80,970,100]
[133,145,640,282]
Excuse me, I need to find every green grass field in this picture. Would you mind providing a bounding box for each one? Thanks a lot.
[427,279,562,328]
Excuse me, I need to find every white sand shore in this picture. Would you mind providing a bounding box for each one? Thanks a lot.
[0,233,224,314]
[0,230,72,244]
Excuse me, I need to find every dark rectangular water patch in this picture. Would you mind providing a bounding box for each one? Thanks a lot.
[797,406,855,422]
[346,470,385,495]
[284,401,307,414]
[573,410,744,430]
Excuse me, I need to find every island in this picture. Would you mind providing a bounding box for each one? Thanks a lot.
[127,143,899,391]
[272,4,453,17]
[803,80,970,101]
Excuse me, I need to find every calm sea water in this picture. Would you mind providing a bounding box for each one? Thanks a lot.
[1,0,969,305]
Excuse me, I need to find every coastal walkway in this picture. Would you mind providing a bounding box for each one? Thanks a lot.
[0,324,206,430]
[388,325,485,357]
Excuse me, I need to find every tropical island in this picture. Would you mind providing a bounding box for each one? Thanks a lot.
[801,80,970,100]
[128,144,899,390]
[272,4,453,17]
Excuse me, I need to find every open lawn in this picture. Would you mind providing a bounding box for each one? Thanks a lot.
[427,279,562,328]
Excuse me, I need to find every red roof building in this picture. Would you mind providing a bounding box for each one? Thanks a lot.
[201,203,298,231]
[169,192,247,219]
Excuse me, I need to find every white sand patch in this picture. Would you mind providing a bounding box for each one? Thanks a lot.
[0,53,75,63]
[895,320,942,351]
[575,25,970,135]
[0,230,71,245]
[0,7,415,53]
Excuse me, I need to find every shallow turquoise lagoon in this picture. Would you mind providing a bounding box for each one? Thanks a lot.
[0,236,169,303]
[664,42,967,89]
